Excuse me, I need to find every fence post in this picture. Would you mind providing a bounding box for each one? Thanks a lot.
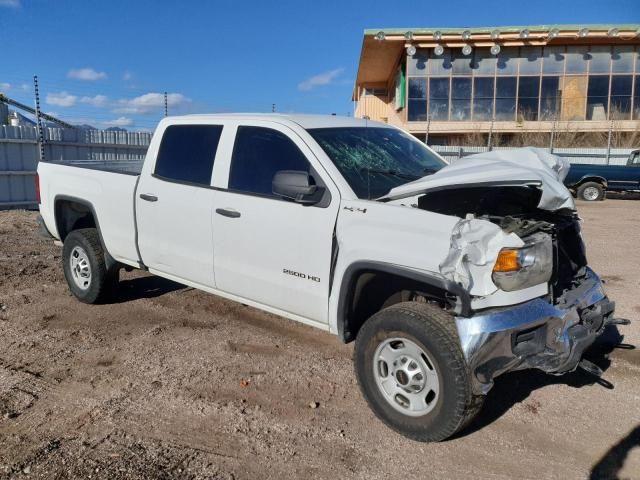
[33,75,45,162]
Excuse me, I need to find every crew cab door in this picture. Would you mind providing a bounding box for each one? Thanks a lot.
[211,122,339,324]
[135,123,223,288]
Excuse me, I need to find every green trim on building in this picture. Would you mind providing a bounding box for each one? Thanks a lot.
[364,24,640,36]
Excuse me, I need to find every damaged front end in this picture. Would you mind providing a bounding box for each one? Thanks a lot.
[382,149,616,394]
[418,186,614,394]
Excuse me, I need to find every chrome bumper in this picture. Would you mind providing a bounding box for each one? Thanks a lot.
[456,267,614,395]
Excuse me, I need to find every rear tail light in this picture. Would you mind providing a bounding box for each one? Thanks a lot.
[35,173,41,204]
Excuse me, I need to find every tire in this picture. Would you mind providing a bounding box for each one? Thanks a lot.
[577,182,605,202]
[62,228,118,304]
[354,302,483,442]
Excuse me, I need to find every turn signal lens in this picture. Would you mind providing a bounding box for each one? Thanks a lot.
[493,249,520,272]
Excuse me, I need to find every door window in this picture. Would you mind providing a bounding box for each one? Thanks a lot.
[154,125,223,185]
[228,126,311,197]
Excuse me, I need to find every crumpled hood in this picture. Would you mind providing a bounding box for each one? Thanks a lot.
[381,147,575,212]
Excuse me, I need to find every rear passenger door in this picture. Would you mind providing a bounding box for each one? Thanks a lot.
[136,123,223,288]
[211,123,339,325]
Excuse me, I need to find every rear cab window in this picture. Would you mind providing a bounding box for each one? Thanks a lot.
[154,125,223,186]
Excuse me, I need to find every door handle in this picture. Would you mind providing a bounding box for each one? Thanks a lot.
[139,193,158,202]
[216,208,241,218]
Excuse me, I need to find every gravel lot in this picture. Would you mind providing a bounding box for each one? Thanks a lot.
[0,201,639,479]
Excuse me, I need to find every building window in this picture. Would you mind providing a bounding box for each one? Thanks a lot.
[589,46,611,74]
[408,78,427,121]
[473,77,494,120]
[407,51,429,76]
[404,45,640,123]
[496,47,518,76]
[543,46,565,74]
[429,50,452,75]
[472,49,497,75]
[518,76,540,120]
[495,77,516,120]
[565,46,589,74]
[451,77,472,120]
[611,46,635,74]
[587,76,610,120]
[429,78,450,120]
[540,76,560,120]
[610,75,633,119]
[519,47,542,75]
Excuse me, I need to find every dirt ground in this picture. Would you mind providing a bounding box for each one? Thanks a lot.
[0,201,639,480]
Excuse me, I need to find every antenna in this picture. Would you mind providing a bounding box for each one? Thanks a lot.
[164,91,168,117]
[272,103,276,113]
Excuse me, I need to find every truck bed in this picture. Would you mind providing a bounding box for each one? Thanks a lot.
[38,160,141,267]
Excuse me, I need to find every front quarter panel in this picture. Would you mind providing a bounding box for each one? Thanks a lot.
[329,200,460,333]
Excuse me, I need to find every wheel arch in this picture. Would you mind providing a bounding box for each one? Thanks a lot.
[571,175,608,189]
[336,261,471,343]
[53,195,117,269]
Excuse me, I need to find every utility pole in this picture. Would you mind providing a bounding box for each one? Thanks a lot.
[33,75,45,162]
[164,91,168,117]
[487,115,494,151]
[606,119,613,165]
[425,113,431,146]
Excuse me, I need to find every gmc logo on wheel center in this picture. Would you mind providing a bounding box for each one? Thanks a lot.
[283,268,321,283]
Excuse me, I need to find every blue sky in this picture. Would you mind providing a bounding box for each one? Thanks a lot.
[1,0,638,130]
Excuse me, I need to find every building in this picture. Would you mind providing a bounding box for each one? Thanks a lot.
[353,24,640,145]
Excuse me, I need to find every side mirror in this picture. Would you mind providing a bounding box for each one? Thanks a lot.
[272,170,324,205]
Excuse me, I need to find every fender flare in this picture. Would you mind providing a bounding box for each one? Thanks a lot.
[335,260,471,342]
[570,175,608,189]
[53,194,118,270]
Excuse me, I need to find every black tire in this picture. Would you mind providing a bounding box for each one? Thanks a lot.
[577,182,605,202]
[62,228,118,304]
[354,302,483,442]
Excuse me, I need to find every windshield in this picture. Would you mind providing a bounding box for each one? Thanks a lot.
[307,127,446,199]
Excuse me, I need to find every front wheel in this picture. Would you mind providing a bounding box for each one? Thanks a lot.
[62,228,118,304]
[354,302,483,442]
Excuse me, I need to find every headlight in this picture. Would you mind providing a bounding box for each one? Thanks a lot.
[492,232,553,292]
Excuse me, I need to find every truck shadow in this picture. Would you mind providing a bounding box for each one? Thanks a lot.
[589,424,640,479]
[455,325,635,439]
[114,275,186,302]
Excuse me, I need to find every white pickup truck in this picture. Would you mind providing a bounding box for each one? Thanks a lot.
[37,114,619,442]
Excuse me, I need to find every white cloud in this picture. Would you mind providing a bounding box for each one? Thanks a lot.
[297,68,344,91]
[46,91,78,108]
[19,83,30,92]
[0,82,10,91]
[80,94,108,107]
[0,0,21,8]
[67,68,107,81]
[104,116,133,127]
[122,71,133,81]
[113,92,191,114]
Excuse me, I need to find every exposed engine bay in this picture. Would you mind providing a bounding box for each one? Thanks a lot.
[416,185,588,301]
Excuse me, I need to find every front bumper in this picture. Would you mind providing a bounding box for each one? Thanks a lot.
[456,267,614,395]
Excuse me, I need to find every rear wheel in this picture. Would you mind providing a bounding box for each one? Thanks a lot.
[62,228,118,304]
[577,182,604,201]
[354,302,483,442]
